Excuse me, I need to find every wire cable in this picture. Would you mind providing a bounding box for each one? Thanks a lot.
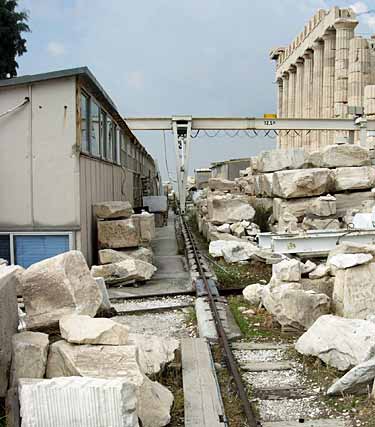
[0,97,30,119]
[163,130,177,183]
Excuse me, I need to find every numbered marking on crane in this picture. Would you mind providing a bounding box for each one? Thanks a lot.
[264,120,276,126]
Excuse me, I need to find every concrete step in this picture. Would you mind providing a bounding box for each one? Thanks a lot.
[240,361,293,372]
[263,420,347,427]
[232,342,292,351]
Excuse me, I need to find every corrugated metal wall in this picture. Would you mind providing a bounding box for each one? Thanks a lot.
[79,156,133,266]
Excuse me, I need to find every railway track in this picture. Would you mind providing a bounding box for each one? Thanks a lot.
[180,213,259,426]
[110,212,354,426]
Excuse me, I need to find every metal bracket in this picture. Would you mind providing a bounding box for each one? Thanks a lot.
[172,116,192,214]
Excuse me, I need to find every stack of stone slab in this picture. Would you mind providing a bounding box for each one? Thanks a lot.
[192,178,259,243]
[94,201,157,284]
[10,314,177,427]
[243,258,332,331]
[237,145,375,233]
[5,250,177,427]
[193,145,375,245]
[292,242,375,397]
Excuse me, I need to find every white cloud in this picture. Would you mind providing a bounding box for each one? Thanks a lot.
[47,41,66,57]
[126,71,145,90]
[365,14,375,30]
[349,1,369,14]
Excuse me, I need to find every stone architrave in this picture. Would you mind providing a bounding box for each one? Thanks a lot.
[254,149,307,173]
[22,251,103,331]
[93,201,134,219]
[272,168,333,199]
[308,144,370,168]
[19,377,139,427]
[0,267,19,397]
[334,166,375,191]
[98,218,140,249]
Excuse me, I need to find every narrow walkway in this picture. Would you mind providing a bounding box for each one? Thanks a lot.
[108,212,192,299]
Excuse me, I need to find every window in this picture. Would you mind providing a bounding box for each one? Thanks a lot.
[90,100,100,157]
[115,127,121,164]
[80,92,89,153]
[106,117,113,162]
[14,235,70,268]
[0,233,72,268]
[100,110,107,159]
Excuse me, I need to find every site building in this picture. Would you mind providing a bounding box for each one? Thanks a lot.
[0,67,160,267]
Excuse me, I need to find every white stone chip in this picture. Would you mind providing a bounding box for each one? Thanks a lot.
[295,315,375,370]
[328,253,373,269]
[60,315,129,345]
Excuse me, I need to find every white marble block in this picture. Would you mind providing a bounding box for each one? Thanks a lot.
[19,376,139,427]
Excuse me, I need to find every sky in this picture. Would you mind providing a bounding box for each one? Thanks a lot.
[16,0,375,181]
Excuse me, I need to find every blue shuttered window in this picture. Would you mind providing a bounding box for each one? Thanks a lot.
[14,235,70,268]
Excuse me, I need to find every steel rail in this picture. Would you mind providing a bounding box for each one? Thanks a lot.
[181,215,259,427]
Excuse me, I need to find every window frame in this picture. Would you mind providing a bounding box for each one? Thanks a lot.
[89,99,101,158]
[0,232,74,265]
[80,91,90,154]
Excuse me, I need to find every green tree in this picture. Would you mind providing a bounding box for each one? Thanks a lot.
[0,0,30,79]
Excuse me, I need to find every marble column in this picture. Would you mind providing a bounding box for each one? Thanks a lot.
[370,43,375,85]
[295,58,304,148]
[334,19,357,143]
[322,29,336,146]
[302,50,313,151]
[312,40,324,150]
[348,37,370,109]
[288,66,297,148]
[282,72,289,148]
[276,78,284,148]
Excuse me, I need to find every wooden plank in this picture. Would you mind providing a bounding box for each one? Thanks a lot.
[181,338,225,427]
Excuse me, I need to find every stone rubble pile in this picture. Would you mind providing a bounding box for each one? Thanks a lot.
[94,201,157,284]
[193,144,375,248]
[242,257,332,331]
[242,242,375,398]
[1,250,177,427]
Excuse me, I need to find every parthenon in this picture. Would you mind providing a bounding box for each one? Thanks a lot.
[270,6,375,151]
